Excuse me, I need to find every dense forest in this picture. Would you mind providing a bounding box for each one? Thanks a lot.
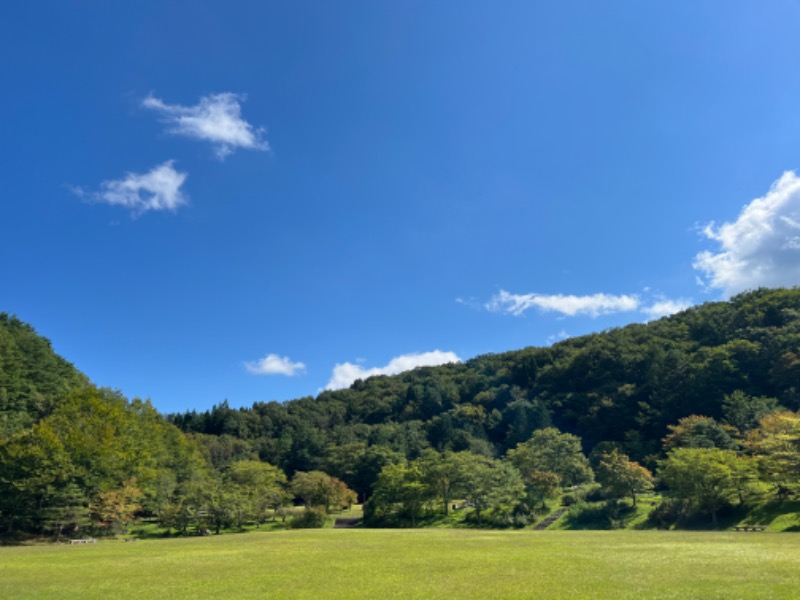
[0,314,208,539]
[170,287,800,475]
[0,314,89,437]
[2,288,800,538]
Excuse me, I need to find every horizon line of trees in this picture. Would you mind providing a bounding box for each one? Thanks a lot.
[169,288,800,478]
[1,382,798,538]
[3,287,800,538]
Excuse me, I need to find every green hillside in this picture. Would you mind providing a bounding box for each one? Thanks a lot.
[170,287,800,477]
[0,316,208,540]
[0,314,89,436]
[2,288,800,539]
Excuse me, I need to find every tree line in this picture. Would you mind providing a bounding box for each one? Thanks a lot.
[2,287,800,538]
[169,288,800,501]
[364,400,800,528]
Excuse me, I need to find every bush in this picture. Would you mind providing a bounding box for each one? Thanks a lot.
[289,507,327,529]
[564,502,610,528]
[511,503,535,527]
[563,501,636,530]
[649,498,690,529]
[561,484,603,506]
[362,499,418,528]
[472,504,532,528]
[561,494,579,507]
[583,484,607,503]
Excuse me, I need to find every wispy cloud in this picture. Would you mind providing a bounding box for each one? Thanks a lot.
[546,330,570,345]
[487,290,640,317]
[245,354,306,376]
[455,296,482,310]
[642,297,694,319]
[142,92,268,159]
[325,350,461,391]
[694,170,800,297]
[73,161,188,216]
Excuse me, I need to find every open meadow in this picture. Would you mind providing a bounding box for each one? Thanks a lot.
[2,529,799,599]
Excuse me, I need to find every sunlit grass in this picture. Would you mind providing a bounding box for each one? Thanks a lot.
[2,529,799,599]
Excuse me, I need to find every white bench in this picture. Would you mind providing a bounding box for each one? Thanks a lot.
[69,538,97,544]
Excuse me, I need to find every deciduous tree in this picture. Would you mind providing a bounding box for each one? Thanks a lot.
[366,462,430,526]
[744,410,800,499]
[460,455,525,522]
[507,427,593,487]
[290,470,356,513]
[595,450,653,506]
[658,447,749,523]
[662,415,738,452]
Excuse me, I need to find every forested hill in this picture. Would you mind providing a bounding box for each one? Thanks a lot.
[0,314,207,539]
[0,313,89,436]
[1,288,799,537]
[170,288,800,476]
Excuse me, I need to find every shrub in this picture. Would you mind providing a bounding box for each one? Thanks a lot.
[583,484,607,503]
[564,500,636,530]
[561,483,603,506]
[649,498,690,529]
[290,507,327,529]
[472,504,532,528]
[561,494,578,507]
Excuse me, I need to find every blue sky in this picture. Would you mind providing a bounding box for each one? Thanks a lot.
[4,1,800,413]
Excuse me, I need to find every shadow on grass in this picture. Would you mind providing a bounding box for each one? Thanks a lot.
[560,502,628,530]
[740,499,800,525]
[127,518,290,540]
[559,499,663,531]
[0,533,30,546]
[644,496,800,531]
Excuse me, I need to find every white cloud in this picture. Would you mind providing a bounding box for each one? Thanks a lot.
[245,354,306,376]
[455,296,482,310]
[642,298,694,319]
[142,92,268,159]
[82,161,188,216]
[546,330,570,345]
[487,290,640,317]
[325,350,461,391]
[694,170,800,296]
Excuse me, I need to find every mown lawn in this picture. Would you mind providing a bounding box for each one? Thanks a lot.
[2,529,799,599]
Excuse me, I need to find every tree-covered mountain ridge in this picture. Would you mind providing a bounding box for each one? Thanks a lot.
[2,287,800,537]
[0,313,89,437]
[170,287,800,472]
[0,314,207,539]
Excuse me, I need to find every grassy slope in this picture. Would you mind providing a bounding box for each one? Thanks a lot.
[547,495,800,532]
[2,530,799,599]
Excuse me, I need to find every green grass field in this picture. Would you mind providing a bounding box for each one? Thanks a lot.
[2,529,799,599]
